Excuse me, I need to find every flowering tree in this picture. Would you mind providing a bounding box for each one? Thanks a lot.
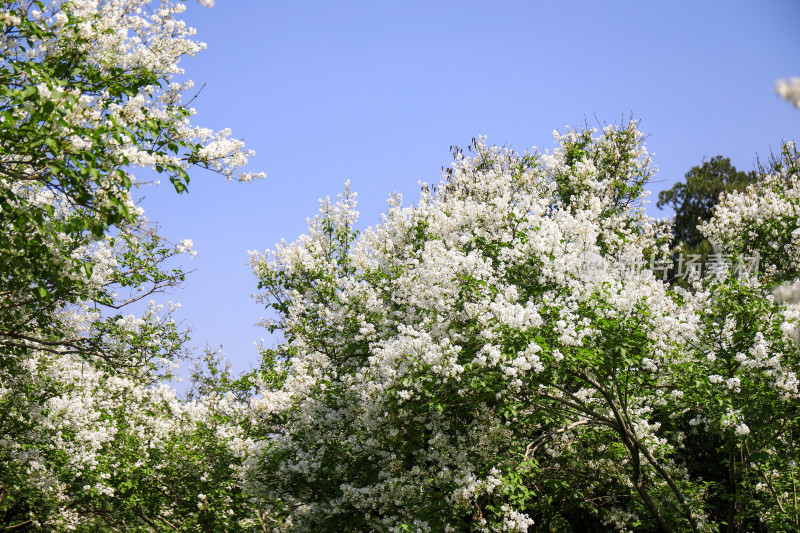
[0,0,261,529]
[0,0,261,365]
[247,124,800,531]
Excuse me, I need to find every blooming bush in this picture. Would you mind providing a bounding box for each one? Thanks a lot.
[247,124,800,531]
[0,0,261,529]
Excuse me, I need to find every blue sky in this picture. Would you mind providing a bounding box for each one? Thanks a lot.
[139,0,800,375]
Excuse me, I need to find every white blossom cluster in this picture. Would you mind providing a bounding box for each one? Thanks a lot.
[1,344,249,529]
[244,124,707,529]
[1,0,264,193]
[242,122,800,530]
[776,78,800,109]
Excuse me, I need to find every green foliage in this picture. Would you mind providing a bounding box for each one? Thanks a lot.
[657,156,756,252]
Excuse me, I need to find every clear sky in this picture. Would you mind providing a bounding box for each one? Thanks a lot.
[138,0,800,376]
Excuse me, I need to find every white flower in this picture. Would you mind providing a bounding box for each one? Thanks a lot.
[35,83,51,99]
[776,78,800,109]
[177,238,197,258]
[69,136,92,151]
[726,377,741,391]
[53,12,68,27]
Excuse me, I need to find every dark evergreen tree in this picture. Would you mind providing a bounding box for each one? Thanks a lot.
[657,156,757,253]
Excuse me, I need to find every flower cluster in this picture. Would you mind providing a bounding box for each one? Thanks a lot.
[776,78,800,109]
[245,123,800,531]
